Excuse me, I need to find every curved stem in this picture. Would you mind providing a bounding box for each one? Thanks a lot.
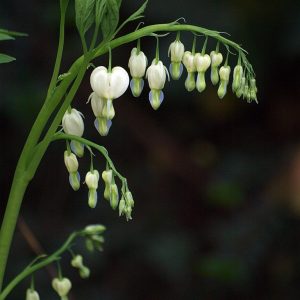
[0,232,79,299]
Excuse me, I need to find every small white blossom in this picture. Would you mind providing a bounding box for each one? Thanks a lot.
[210,51,223,67]
[62,108,84,137]
[90,66,129,100]
[64,151,78,173]
[128,48,147,78]
[219,66,231,81]
[182,51,196,73]
[168,40,185,63]
[85,170,99,190]
[194,53,211,72]
[88,92,105,118]
[52,277,72,297]
[26,289,40,300]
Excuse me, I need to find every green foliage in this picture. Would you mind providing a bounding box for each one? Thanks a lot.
[0,53,15,64]
[75,0,96,36]
[101,0,120,39]
[95,0,107,26]
[0,33,14,41]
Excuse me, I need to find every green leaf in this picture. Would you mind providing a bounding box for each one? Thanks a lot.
[75,0,96,35]
[0,28,27,37]
[0,33,14,41]
[0,53,16,64]
[126,0,148,23]
[101,0,120,39]
[95,0,107,26]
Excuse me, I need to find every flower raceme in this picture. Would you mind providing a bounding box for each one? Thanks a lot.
[128,47,148,97]
[146,59,169,110]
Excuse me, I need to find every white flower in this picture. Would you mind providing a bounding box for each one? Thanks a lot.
[194,53,211,72]
[62,108,84,137]
[168,40,185,63]
[88,92,105,117]
[210,51,223,67]
[219,66,231,81]
[102,170,113,184]
[128,48,148,78]
[182,51,196,73]
[146,60,168,90]
[52,277,72,297]
[64,151,78,173]
[26,289,40,300]
[90,66,129,100]
[85,170,99,190]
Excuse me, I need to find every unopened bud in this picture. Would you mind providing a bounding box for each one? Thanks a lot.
[71,255,83,268]
[185,72,196,92]
[84,224,106,235]
[232,65,243,92]
[125,191,134,207]
[70,140,84,158]
[102,170,113,184]
[52,278,72,297]
[26,289,40,300]
[119,198,126,217]
[79,266,90,279]
[64,151,78,173]
[88,189,98,208]
[110,184,119,210]
[85,170,99,190]
[69,172,80,191]
[196,72,206,92]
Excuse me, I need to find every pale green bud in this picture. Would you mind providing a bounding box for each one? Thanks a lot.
[196,72,206,93]
[70,141,84,158]
[125,191,134,207]
[194,53,211,73]
[232,65,243,92]
[104,184,111,201]
[52,278,72,297]
[250,78,257,93]
[26,289,40,300]
[110,184,119,210]
[88,189,98,208]
[119,198,126,216]
[85,238,94,252]
[236,76,246,98]
[210,66,219,85]
[217,81,228,99]
[125,206,133,221]
[84,224,106,235]
[219,66,231,81]
[69,172,80,191]
[79,266,90,279]
[210,51,223,67]
[64,151,79,173]
[71,255,83,268]
[102,170,113,184]
[169,62,183,80]
[182,51,196,73]
[85,170,99,189]
[185,72,196,92]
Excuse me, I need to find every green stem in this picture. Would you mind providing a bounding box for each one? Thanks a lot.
[0,232,79,299]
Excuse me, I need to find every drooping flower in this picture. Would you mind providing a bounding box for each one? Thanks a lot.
[102,169,113,201]
[182,51,197,92]
[52,277,72,298]
[128,47,148,97]
[26,289,40,300]
[85,170,99,208]
[146,59,169,110]
[194,53,211,92]
[168,40,185,80]
[217,65,231,99]
[232,65,243,92]
[64,150,80,191]
[210,51,223,85]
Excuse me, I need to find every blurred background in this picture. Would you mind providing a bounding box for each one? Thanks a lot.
[1,0,300,299]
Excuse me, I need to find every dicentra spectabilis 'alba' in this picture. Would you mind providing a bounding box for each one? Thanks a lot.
[94,117,112,137]
[182,51,196,92]
[236,76,246,98]
[102,169,113,200]
[232,65,243,92]
[110,183,119,210]
[128,48,148,97]
[84,224,106,235]
[52,277,72,297]
[71,255,83,268]
[90,66,129,100]
[85,170,99,208]
[210,51,223,85]
[64,150,80,191]
[168,40,185,80]
[62,108,84,137]
[146,59,169,110]
[26,289,40,300]
[89,92,104,118]
[194,53,211,92]
[217,66,231,99]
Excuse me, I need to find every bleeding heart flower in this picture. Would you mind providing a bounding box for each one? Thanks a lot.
[52,277,72,297]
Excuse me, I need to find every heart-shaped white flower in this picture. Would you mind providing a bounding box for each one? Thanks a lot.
[219,66,231,81]
[90,66,129,100]
[194,53,211,72]
[146,60,168,90]
[52,277,72,297]
[210,51,223,67]
[128,48,148,78]
[182,51,196,72]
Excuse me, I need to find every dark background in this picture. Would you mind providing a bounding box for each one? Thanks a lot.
[1,0,300,299]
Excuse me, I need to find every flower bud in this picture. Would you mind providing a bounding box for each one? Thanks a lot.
[84,224,106,235]
[79,266,90,279]
[90,66,129,100]
[196,72,206,93]
[125,205,133,221]
[26,289,40,300]
[194,53,211,73]
[110,183,119,210]
[210,51,223,67]
[94,117,112,136]
[128,48,147,78]
[185,72,196,92]
[52,278,72,297]
[217,80,228,99]
[85,170,99,190]
[62,108,84,137]
[168,40,185,63]
[88,189,98,208]
[70,141,84,158]
[210,67,219,85]
[69,172,80,191]
[104,184,111,201]
[232,65,243,92]
[64,151,78,173]
[146,60,167,90]
[71,255,83,268]
[236,76,246,98]
[182,51,196,73]
[119,197,126,217]
[125,191,134,207]
[219,66,231,82]
[102,170,113,184]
